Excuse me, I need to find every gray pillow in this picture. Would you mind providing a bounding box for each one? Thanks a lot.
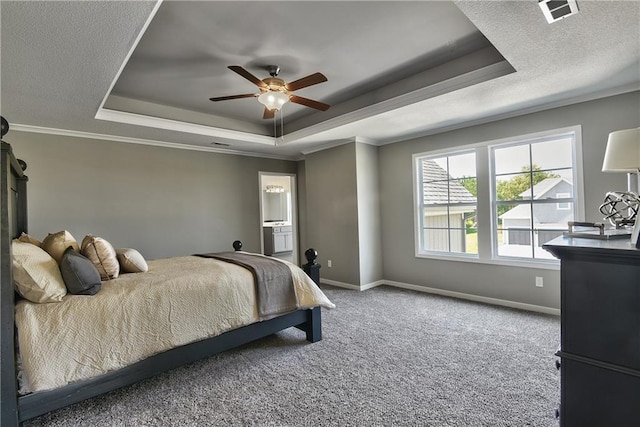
[59,247,101,295]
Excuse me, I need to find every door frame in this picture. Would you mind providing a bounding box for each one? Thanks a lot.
[258,172,298,265]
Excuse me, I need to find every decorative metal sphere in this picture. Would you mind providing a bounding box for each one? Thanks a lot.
[599,191,640,225]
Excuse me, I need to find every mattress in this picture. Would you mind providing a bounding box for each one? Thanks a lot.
[15,255,334,393]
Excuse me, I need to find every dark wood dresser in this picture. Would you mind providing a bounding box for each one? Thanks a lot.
[543,237,640,426]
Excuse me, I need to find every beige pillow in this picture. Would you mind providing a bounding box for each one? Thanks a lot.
[81,235,119,280]
[18,232,42,247]
[11,240,67,303]
[116,248,149,273]
[41,230,79,263]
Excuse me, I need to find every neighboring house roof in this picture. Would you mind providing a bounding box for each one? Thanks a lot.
[499,203,529,221]
[499,203,573,225]
[519,177,573,200]
[423,160,476,204]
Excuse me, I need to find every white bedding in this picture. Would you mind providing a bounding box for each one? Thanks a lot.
[15,255,334,393]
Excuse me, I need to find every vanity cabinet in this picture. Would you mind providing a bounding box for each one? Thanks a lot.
[263,225,293,255]
[543,237,640,427]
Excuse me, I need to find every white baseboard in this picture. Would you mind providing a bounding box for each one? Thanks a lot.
[320,279,361,291]
[320,278,384,291]
[318,278,557,315]
[382,280,560,316]
[361,280,384,291]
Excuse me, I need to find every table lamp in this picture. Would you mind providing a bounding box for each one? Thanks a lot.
[600,127,640,226]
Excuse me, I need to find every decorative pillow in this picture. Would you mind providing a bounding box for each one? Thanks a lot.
[59,247,101,295]
[41,230,80,263]
[81,235,119,280]
[11,240,67,303]
[116,248,149,273]
[18,232,42,247]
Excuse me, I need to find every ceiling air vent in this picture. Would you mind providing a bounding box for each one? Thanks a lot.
[538,0,579,24]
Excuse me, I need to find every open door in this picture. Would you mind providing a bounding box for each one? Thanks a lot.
[259,172,298,265]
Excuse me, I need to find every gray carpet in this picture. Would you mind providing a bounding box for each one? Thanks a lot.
[25,285,560,426]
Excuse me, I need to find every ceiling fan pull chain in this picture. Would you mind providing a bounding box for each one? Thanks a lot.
[280,108,285,143]
[273,111,277,146]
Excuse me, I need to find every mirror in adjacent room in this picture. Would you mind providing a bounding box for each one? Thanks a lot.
[263,187,290,223]
[259,173,297,264]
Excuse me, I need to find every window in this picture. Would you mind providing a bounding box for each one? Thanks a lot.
[414,126,582,267]
[556,193,571,210]
[415,151,477,256]
[492,133,577,261]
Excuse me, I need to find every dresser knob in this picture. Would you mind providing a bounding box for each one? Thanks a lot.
[555,359,561,370]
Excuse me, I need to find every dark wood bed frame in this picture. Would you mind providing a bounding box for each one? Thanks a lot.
[0,139,323,426]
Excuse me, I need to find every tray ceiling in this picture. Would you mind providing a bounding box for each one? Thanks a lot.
[1,1,638,159]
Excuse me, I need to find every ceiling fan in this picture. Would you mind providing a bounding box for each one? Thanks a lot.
[209,65,330,119]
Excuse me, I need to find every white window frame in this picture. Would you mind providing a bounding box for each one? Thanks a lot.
[413,125,584,270]
[556,192,571,210]
[413,150,478,258]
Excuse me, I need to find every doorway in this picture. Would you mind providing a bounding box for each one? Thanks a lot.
[259,172,298,265]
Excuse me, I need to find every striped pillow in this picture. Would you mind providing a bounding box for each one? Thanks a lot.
[81,235,120,280]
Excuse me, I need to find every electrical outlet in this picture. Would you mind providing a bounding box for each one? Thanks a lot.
[327,260,332,268]
[536,277,544,288]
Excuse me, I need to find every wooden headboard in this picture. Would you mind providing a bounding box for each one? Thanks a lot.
[1,141,28,239]
[1,140,28,425]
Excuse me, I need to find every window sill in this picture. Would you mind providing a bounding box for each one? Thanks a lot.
[414,251,560,270]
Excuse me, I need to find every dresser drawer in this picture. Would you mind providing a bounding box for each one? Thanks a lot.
[561,259,640,370]
[560,358,640,427]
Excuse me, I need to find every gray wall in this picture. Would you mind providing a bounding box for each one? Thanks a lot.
[379,91,640,310]
[8,131,297,259]
[301,141,383,287]
[7,90,639,310]
[304,143,361,285]
[296,160,308,262]
[356,142,383,285]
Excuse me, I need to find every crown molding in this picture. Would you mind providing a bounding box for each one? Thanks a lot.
[300,138,357,156]
[95,108,274,145]
[378,83,640,146]
[9,124,293,161]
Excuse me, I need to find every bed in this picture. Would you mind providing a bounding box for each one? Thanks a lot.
[0,136,333,425]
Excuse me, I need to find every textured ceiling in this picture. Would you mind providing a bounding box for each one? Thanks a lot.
[1,1,639,159]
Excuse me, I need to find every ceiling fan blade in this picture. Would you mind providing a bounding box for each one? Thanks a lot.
[228,65,268,89]
[290,95,330,111]
[209,94,257,102]
[263,108,275,120]
[285,72,327,92]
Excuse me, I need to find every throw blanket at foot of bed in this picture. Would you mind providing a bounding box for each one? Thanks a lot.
[195,252,298,319]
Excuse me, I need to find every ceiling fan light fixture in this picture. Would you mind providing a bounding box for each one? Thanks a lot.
[258,91,289,111]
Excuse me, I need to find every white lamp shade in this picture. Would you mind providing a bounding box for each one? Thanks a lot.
[602,127,640,172]
[258,91,289,111]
